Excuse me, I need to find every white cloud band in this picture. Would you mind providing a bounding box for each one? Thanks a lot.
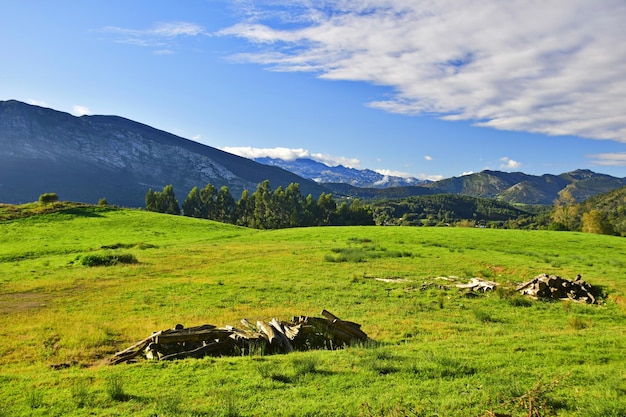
[588,152,626,166]
[222,0,626,143]
[222,146,361,168]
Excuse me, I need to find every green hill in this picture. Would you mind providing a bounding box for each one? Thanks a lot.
[370,194,531,226]
[576,185,626,235]
[1,204,624,416]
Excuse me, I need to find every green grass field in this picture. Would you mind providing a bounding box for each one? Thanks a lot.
[0,205,624,416]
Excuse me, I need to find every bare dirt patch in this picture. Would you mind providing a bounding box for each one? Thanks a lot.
[0,291,49,314]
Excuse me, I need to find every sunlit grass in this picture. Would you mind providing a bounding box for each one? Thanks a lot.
[0,206,624,415]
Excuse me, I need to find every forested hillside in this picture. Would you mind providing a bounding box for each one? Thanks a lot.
[146,180,374,228]
[370,194,540,227]
[557,185,626,236]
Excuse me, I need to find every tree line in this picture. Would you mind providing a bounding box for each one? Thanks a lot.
[145,181,374,229]
[370,189,625,235]
[370,194,532,226]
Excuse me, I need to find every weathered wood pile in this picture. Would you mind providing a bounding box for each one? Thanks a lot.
[517,274,597,303]
[108,310,368,365]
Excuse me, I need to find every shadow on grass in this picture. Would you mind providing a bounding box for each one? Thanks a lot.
[57,206,114,218]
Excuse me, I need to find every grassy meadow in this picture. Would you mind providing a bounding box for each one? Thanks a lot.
[0,204,625,416]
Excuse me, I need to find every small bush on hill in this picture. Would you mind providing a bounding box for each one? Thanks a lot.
[38,193,59,205]
[80,253,138,267]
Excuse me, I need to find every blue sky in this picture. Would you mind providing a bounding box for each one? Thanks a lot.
[2,0,626,181]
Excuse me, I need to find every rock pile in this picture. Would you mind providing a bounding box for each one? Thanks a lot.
[517,274,597,303]
[108,310,368,365]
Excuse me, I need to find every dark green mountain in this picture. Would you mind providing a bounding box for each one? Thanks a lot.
[324,169,626,205]
[370,193,532,226]
[576,185,626,235]
[0,100,325,207]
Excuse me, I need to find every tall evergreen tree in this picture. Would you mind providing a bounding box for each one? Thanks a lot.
[161,184,180,215]
[200,183,217,220]
[317,192,337,225]
[235,189,253,227]
[215,186,235,223]
[252,180,272,229]
[145,188,158,212]
[285,183,304,227]
[182,186,202,217]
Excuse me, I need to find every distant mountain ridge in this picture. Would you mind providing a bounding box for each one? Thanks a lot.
[1,99,624,208]
[424,169,626,204]
[254,157,428,188]
[320,169,626,205]
[0,100,325,207]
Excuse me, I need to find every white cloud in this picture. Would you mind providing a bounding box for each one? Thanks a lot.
[101,21,206,50]
[374,168,442,182]
[222,146,361,168]
[375,168,415,178]
[224,146,444,180]
[27,99,47,107]
[223,0,626,143]
[587,152,626,166]
[424,155,433,161]
[73,105,90,116]
[154,49,175,55]
[499,157,522,170]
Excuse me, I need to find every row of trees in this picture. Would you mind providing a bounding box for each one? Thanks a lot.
[369,191,623,235]
[145,181,374,229]
[144,182,624,235]
[551,189,620,235]
[371,194,531,226]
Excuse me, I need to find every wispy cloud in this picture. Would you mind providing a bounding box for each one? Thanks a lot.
[587,152,626,166]
[222,146,361,168]
[27,99,47,107]
[222,146,442,181]
[375,168,443,182]
[222,0,626,143]
[100,21,206,51]
[73,105,90,116]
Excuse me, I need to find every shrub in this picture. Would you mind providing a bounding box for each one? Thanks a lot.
[38,192,59,205]
[508,295,533,307]
[472,309,499,323]
[105,376,129,402]
[80,253,138,267]
[26,388,44,409]
[71,382,91,408]
[568,316,589,330]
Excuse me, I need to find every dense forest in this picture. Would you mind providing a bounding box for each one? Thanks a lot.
[145,181,626,236]
[145,181,374,229]
[369,194,549,228]
[551,186,626,236]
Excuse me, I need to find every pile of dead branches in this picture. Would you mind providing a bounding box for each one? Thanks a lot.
[517,274,597,303]
[108,310,368,365]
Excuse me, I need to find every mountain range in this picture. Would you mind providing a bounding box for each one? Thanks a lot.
[1,99,625,208]
[253,157,427,188]
[0,100,324,207]
[260,162,626,205]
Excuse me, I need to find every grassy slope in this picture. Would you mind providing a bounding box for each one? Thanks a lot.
[0,206,624,416]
